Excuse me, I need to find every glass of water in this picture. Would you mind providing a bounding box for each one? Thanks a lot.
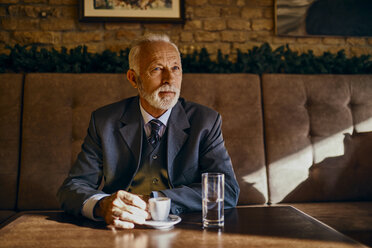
[202,173,224,228]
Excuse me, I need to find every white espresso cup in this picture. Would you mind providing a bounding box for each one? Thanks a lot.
[148,197,171,221]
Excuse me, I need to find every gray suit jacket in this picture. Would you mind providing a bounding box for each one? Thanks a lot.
[57,96,240,216]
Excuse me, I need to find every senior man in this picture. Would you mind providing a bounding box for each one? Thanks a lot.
[57,34,240,229]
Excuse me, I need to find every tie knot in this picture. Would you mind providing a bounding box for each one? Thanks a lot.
[149,119,162,133]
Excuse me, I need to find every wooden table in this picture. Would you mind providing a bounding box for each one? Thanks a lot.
[289,202,372,247]
[0,206,367,248]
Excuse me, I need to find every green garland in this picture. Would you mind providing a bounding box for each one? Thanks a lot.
[0,43,371,74]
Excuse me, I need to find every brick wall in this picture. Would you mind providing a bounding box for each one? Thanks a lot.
[1,0,371,58]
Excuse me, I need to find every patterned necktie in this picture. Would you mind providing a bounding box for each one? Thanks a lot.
[148,119,162,148]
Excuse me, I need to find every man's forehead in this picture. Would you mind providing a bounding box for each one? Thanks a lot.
[141,42,180,61]
[150,52,180,63]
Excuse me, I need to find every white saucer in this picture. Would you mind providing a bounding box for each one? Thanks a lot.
[144,215,181,229]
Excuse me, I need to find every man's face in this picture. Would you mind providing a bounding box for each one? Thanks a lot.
[135,41,182,116]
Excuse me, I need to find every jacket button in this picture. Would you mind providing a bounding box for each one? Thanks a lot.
[152,154,158,160]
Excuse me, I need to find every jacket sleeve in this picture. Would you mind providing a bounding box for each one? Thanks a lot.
[57,112,106,217]
[161,114,240,215]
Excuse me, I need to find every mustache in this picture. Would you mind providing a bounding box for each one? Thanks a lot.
[156,85,180,94]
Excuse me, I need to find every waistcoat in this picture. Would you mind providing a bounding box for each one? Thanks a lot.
[128,129,170,195]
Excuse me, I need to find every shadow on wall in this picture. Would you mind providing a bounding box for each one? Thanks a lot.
[263,74,372,203]
[283,130,372,202]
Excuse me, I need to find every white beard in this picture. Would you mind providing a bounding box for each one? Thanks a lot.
[137,79,180,110]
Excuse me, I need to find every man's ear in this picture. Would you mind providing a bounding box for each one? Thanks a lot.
[127,69,138,88]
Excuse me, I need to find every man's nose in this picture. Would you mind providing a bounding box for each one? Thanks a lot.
[161,68,174,84]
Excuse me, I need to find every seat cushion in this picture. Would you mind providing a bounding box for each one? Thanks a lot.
[0,74,23,210]
[182,74,267,204]
[19,73,268,210]
[262,74,372,203]
[18,73,137,210]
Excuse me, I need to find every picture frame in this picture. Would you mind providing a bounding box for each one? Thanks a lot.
[79,0,185,23]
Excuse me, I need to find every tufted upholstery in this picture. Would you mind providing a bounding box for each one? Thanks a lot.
[18,74,137,210]
[181,74,267,204]
[17,73,266,210]
[262,74,372,203]
[0,74,23,222]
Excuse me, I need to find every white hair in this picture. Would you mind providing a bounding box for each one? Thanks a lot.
[128,33,180,74]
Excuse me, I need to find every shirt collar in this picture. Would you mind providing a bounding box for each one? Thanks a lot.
[139,101,172,127]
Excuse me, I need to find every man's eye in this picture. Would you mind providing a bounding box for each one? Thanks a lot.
[153,67,161,71]
[172,66,180,70]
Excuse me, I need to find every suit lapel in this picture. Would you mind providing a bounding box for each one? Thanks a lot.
[118,97,143,168]
[167,101,190,181]
[117,97,190,186]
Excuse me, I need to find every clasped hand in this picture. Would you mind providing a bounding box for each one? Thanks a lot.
[95,190,151,229]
